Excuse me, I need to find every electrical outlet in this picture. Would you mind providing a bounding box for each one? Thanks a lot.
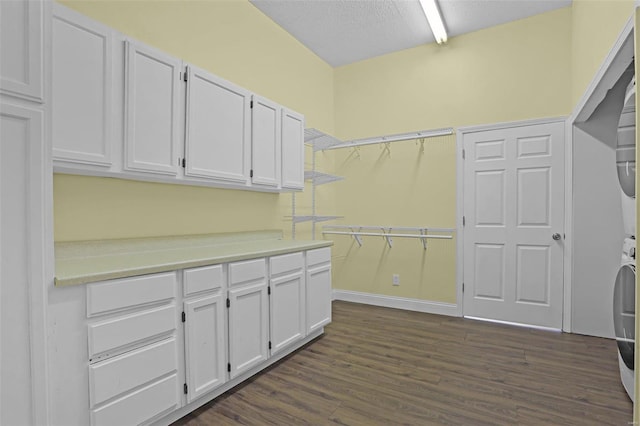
[392,274,400,286]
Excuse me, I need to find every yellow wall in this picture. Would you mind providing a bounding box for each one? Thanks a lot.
[331,9,572,303]
[572,0,636,107]
[54,0,334,242]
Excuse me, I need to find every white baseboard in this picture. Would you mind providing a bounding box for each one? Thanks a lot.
[332,289,459,317]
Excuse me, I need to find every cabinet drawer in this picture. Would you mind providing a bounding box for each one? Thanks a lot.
[89,337,178,407]
[87,272,176,317]
[91,374,180,426]
[306,247,331,268]
[270,252,303,276]
[183,264,224,296]
[229,258,265,286]
[88,304,176,359]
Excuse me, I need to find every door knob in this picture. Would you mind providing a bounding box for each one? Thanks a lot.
[552,233,562,241]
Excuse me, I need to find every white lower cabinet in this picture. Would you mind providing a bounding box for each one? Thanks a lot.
[86,272,180,426]
[306,248,332,334]
[269,253,306,355]
[69,248,330,425]
[227,259,269,379]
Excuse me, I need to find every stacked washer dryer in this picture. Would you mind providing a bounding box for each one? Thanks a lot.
[614,74,636,402]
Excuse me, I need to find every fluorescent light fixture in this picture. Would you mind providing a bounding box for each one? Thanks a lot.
[419,0,448,44]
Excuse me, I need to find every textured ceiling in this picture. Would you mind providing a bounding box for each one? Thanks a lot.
[250,0,573,67]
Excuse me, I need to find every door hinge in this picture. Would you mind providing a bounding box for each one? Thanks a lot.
[250,169,254,178]
[250,100,253,108]
[181,311,186,323]
[267,286,271,295]
[462,282,465,293]
[183,383,188,394]
[462,149,466,159]
[181,158,186,168]
[226,298,230,308]
[463,216,466,226]
[268,341,272,350]
[227,363,231,373]
[183,71,188,82]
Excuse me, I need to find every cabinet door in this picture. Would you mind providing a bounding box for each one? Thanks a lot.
[52,4,113,166]
[281,108,305,190]
[184,294,226,402]
[0,0,43,102]
[185,65,250,183]
[251,95,280,188]
[125,40,181,175]
[228,282,268,379]
[270,271,305,355]
[1,102,43,425]
[306,264,332,334]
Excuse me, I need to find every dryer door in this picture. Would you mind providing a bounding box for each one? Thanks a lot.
[616,76,636,198]
[614,263,635,370]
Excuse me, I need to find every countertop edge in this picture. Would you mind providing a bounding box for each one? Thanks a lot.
[55,240,333,287]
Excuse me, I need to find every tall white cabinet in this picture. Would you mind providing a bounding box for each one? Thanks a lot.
[0,1,50,424]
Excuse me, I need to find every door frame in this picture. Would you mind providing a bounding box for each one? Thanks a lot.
[455,116,569,330]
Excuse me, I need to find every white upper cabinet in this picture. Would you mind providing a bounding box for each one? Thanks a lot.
[52,4,113,166]
[185,65,250,184]
[281,108,305,190]
[0,0,43,102]
[251,95,281,188]
[124,40,182,176]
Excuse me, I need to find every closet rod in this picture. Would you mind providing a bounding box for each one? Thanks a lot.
[322,231,452,239]
[322,127,454,150]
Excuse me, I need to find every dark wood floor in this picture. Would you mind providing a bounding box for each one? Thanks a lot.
[173,301,633,425]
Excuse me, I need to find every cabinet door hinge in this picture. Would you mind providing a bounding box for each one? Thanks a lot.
[183,383,188,394]
[181,158,186,168]
[250,100,253,109]
[227,363,231,373]
[462,282,465,293]
[183,71,188,82]
[462,149,466,159]
[268,341,272,350]
[181,311,186,323]
[226,298,230,308]
[250,169,254,178]
[267,286,271,296]
[463,216,466,226]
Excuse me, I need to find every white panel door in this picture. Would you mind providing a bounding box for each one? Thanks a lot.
[184,294,226,402]
[228,282,268,379]
[125,40,181,175]
[52,4,113,166]
[270,271,305,355]
[251,95,280,188]
[306,264,332,334]
[463,121,565,328]
[185,65,250,183]
[0,103,43,425]
[281,108,305,190]
[0,0,43,102]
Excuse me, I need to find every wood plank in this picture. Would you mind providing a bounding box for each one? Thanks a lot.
[172,301,632,425]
